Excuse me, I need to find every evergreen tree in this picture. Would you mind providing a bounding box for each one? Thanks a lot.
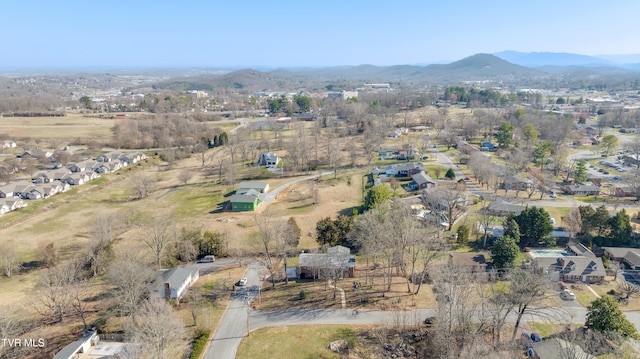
[574,160,588,184]
[609,209,632,246]
[497,122,514,148]
[514,207,553,247]
[445,168,456,180]
[503,216,521,244]
[364,185,391,211]
[492,235,520,271]
[586,296,638,338]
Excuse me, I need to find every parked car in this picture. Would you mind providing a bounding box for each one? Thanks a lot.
[530,332,542,342]
[237,277,248,286]
[560,289,576,301]
[423,316,436,326]
[197,255,215,263]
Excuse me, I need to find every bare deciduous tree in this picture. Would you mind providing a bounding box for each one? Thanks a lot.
[142,211,175,268]
[178,169,193,186]
[131,173,154,199]
[0,244,20,277]
[34,261,80,323]
[108,252,155,319]
[254,213,286,289]
[130,297,189,359]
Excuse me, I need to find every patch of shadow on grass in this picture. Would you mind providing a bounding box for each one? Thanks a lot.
[288,203,315,211]
[209,202,229,214]
[339,206,361,216]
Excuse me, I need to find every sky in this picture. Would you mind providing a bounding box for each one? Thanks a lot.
[2,0,640,69]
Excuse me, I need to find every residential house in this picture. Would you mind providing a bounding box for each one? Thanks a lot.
[386,162,424,178]
[502,175,534,192]
[155,265,200,301]
[447,253,487,274]
[230,191,260,212]
[12,181,34,199]
[0,202,9,215]
[298,245,356,279]
[530,338,595,359]
[603,247,640,270]
[615,186,634,197]
[0,198,26,212]
[535,256,605,283]
[622,154,640,167]
[480,141,496,151]
[65,174,86,186]
[20,149,53,159]
[483,200,525,216]
[119,152,147,164]
[409,171,436,190]
[237,182,269,194]
[35,184,58,199]
[51,169,72,181]
[51,180,70,193]
[53,328,100,359]
[585,126,597,136]
[0,184,14,198]
[70,160,102,173]
[257,152,280,167]
[565,243,595,258]
[32,172,53,184]
[96,151,122,162]
[294,112,316,121]
[1,140,16,149]
[96,160,123,174]
[25,187,43,200]
[562,184,600,196]
[573,137,593,146]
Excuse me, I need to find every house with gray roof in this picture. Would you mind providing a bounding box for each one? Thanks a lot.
[566,243,595,258]
[562,184,600,196]
[535,256,605,283]
[410,171,436,190]
[155,265,200,301]
[237,182,269,194]
[483,200,525,216]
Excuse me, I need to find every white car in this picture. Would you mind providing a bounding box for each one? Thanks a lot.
[560,289,576,300]
[237,278,248,286]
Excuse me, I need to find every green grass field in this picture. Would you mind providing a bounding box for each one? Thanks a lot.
[236,325,358,359]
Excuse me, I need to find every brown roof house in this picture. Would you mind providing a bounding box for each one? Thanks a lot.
[298,245,356,280]
[447,253,487,274]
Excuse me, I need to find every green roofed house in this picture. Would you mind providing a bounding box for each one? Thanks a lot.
[230,182,269,211]
[230,190,260,211]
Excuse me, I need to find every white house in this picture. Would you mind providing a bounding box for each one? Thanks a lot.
[257,152,280,167]
[155,265,200,301]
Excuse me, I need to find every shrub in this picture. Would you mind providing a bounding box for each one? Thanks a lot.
[299,289,307,299]
[189,329,211,359]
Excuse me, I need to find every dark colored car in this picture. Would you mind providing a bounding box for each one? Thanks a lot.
[530,332,542,342]
[423,316,436,326]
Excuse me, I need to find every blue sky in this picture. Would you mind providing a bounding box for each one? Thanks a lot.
[2,0,639,68]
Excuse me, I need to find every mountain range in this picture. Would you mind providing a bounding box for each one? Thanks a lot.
[151,52,640,91]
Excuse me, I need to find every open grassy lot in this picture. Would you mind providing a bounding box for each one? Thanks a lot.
[0,113,116,139]
[237,325,361,359]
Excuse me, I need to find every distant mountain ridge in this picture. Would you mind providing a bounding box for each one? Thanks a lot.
[493,50,636,67]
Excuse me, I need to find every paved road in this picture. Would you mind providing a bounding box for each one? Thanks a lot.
[204,263,640,359]
[204,262,263,359]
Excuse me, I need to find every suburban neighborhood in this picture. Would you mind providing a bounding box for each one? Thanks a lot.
[5,13,640,357]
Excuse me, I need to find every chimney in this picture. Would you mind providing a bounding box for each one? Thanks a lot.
[164,283,171,300]
[558,258,565,267]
